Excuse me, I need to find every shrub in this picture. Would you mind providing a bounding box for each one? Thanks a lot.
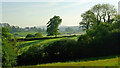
[34,33,43,38]
[25,34,34,38]
[17,46,43,65]
[43,39,77,62]
[2,27,17,67]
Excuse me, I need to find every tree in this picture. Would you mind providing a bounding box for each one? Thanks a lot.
[91,4,117,23]
[2,27,12,39]
[112,15,120,29]
[47,16,62,37]
[80,4,117,31]
[2,27,17,67]
[79,10,96,31]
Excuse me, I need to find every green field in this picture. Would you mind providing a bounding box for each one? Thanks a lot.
[38,57,119,66]
[13,31,39,37]
[4,57,119,68]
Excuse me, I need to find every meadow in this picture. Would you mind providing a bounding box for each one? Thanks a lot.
[3,56,119,68]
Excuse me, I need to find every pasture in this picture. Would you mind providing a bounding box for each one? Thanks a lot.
[3,56,119,68]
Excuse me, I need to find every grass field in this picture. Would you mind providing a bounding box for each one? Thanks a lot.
[13,31,82,38]
[4,57,119,68]
[13,31,38,37]
[38,57,119,66]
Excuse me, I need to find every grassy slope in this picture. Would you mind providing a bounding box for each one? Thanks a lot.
[38,57,119,66]
[17,36,78,55]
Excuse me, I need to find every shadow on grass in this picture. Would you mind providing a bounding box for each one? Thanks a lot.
[18,39,45,48]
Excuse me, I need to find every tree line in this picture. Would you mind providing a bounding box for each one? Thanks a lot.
[0,23,46,34]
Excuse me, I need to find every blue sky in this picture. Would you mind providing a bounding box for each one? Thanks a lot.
[2,0,119,27]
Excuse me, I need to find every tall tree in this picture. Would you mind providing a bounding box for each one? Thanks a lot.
[79,10,96,31]
[47,16,62,37]
[80,4,117,32]
[91,4,117,23]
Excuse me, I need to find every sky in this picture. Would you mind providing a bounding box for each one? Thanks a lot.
[1,0,119,27]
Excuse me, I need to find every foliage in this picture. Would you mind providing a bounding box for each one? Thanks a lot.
[2,39,17,67]
[80,4,117,31]
[43,39,77,62]
[2,27,12,39]
[17,37,77,65]
[78,21,120,57]
[47,16,62,37]
[91,4,117,23]
[17,46,43,65]
[2,27,17,67]
[34,33,43,38]
[80,10,96,31]
[0,23,46,37]
[25,34,35,38]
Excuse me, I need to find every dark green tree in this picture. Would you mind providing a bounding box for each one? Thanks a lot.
[2,27,12,39]
[2,27,17,67]
[79,10,96,31]
[91,4,117,23]
[47,16,62,37]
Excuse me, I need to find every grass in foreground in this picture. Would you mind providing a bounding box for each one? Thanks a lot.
[4,57,119,68]
[38,57,119,66]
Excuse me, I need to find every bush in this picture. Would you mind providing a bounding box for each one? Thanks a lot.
[2,27,17,67]
[2,39,17,67]
[34,33,43,38]
[17,39,77,65]
[43,39,77,62]
[25,34,34,38]
[77,22,120,58]
[17,46,43,65]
